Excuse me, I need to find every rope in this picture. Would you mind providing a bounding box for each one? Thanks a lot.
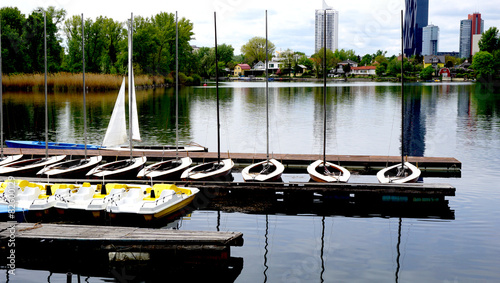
[18,222,43,232]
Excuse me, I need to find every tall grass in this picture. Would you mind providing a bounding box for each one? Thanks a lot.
[2,72,166,91]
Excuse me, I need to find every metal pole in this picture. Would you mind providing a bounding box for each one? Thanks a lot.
[175,12,179,161]
[129,13,133,160]
[400,10,405,170]
[82,14,87,159]
[0,17,3,159]
[265,10,269,162]
[44,10,48,159]
[323,9,327,165]
[214,12,220,164]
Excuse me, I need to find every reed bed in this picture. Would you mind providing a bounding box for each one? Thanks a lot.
[2,72,166,91]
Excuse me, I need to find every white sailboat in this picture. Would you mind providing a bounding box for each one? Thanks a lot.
[181,12,234,181]
[242,11,284,182]
[38,14,102,178]
[377,11,421,184]
[307,9,350,183]
[137,12,192,180]
[87,14,146,179]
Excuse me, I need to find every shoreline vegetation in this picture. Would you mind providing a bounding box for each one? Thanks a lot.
[1,72,202,92]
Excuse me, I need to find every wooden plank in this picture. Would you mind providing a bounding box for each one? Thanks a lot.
[0,223,244,247]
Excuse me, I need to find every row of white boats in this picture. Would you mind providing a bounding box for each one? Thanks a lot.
[0,177,199,221]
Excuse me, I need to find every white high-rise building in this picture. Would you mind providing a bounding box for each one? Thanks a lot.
[315,1,338,53]
[422,24,439,56]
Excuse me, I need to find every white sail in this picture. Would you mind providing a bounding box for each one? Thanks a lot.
[102,78,127,147]
[128,19,141,142]
[130,71,141,142]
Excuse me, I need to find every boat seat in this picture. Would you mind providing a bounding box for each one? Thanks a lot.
[17,185,41,201]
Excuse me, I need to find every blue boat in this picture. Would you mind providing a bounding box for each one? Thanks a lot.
[5,140,103,150]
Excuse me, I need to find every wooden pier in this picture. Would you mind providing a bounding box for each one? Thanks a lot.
[0,222,244,280]
[3,147,462,173]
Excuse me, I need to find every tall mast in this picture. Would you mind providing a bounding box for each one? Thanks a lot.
[129,13,133,160]
[265,10,269,162]
[214,12,220,164]
[0,17,3,159]
[82,14,87,159]
[322,9,327,165]
[175,12,179,161]
[43,10,48,159]
[400,10,405,170]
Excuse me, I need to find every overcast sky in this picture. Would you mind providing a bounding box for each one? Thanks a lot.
[3,0,499,57]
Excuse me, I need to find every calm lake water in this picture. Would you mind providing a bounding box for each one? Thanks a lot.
[3,81,500,282]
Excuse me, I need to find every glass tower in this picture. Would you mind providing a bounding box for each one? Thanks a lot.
[314,1,339,53]
[404,0,429,57]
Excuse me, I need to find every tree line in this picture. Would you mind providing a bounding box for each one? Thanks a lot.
[0,6,222,83]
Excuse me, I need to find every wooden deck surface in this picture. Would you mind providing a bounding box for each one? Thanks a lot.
[0,223,243,247]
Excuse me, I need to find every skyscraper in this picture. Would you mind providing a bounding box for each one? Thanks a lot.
[404,0,429,57]
[314,1,338,53]
[459,12,484,59]
[422,24,439,56]
[459,20,472,59]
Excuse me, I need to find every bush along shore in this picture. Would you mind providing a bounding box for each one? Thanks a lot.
[1,72,203,92]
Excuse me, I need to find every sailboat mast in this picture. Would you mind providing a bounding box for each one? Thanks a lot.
[214,12,220,164]
[0,18,3,159]
[265,10,269,162]
[129,13,133,160]
[322,9,327,165]
[43,10,48,159]
[82,14,87,159]
[400,10,405,170]
[175,12,179,161]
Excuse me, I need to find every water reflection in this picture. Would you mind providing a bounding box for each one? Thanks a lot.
[4,82,497,158]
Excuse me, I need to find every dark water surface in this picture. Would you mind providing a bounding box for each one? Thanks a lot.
[3,81,500,282]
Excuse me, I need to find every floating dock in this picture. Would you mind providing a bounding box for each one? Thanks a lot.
[0,222,244,280]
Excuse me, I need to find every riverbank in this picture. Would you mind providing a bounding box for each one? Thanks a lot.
[1,72,167,92]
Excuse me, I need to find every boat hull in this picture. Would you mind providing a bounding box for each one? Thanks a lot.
[180,159,234,181]
[0,155,67,177]
[0,155,23,166]
[376,162,421,184]
[86,156,147,179]
[5,140,102,150]
[242,158,284,182]
[107,185,199,221]
[307,159,351,183]
[137,157,192,180]
[37,156,103,178]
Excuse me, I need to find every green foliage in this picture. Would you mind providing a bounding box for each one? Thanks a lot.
[240,37,275,65]
[478,27,499,53]
[420,65,435,80]
[471,51,495,79]
[0,7,27,73]
[375,64,387,76]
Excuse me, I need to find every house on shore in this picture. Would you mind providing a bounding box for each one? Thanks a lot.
[234,64,251,76]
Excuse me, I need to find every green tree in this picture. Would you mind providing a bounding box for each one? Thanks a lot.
[375,63,387,76]
[241,37,275,65]
[471,51,495,79]
[0,7,27,73]
[478,27,499,53]
[359,54,373,66]
[420,65,435,80]
[23,10,63,73]
[311,47,336,78]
